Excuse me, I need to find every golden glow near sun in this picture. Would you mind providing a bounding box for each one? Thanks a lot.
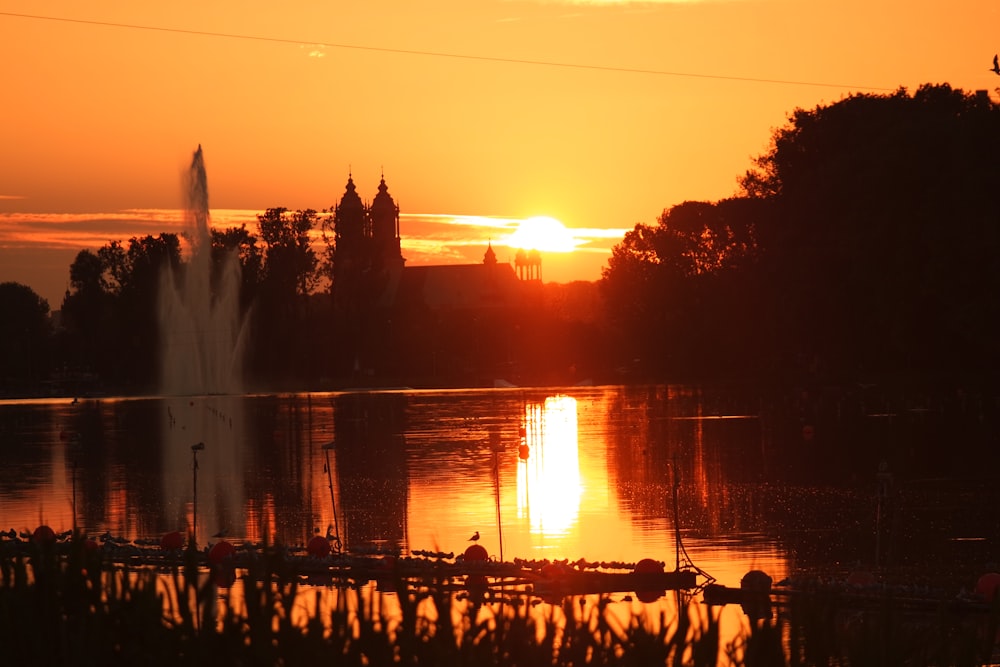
[506,216,577,253]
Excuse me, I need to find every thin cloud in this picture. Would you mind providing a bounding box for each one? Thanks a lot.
[0,209,624,266]
[550,0,722,4]
[402,213,624,247]
[0,209,261,250]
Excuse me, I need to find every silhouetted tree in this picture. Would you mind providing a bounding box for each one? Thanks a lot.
[60,250,119,382]
[257,208,320,297]
[604,84,999,385]
[601,198,764,380]
[742,83,1000,382]
[0,282,50,392]
[252,208,323,387]
[119,234,181,390]
[212,223,263,316]
[59,236,180,391]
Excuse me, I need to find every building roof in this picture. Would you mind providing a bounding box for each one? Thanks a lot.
[394,262,522,313]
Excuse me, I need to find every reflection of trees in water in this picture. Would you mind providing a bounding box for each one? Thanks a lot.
[606,384,1000,574]
[63,400,168,539]
[149,392,410,550]
[244,394,332,547]
[606,385,765,536]
[332,393,409,549]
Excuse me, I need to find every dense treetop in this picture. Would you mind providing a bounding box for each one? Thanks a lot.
[603,84,1000,384]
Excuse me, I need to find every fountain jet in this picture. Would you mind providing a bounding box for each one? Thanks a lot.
[159,145,247,395]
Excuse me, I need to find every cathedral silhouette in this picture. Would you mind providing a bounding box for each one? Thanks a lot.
[329,174,541,385]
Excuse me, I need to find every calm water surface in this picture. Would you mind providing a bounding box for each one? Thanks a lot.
[2,384,997,594]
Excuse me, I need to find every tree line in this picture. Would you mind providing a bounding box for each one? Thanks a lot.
[602,83,1000,387]
[0,208,327,395]
[2,83,998,395]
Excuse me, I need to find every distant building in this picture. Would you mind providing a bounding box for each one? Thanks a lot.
[330,174,540,384]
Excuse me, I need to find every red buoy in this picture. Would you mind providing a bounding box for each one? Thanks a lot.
[32,525,56,545]
[208,540,236,564]
[975,572,1000,602]
[634,558,664,603]
[161,531,185,551]
[541,561,570,579]
[634,558,663,574]
[213,566,237,588]
[847,570,876,587]
[464,544,488,561]
[741,569,773,592]
[307,535,331,558]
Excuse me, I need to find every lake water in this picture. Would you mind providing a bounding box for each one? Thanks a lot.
[1,384,997,598]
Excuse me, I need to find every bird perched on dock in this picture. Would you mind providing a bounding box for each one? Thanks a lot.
[468,531,480,542]
[991,54,1000,76]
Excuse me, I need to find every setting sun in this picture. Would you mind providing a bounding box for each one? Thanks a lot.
[505,216,577,253]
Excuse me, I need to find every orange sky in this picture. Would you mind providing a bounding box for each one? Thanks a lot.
[2,1,998,308]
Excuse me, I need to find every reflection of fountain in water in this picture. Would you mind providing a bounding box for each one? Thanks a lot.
[158,146,248,546]
[162,395,245,546]
[159,145,246,396]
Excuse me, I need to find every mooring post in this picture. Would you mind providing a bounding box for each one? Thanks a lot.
[71,460,77,533]
[191,442,205,546]
[875,461,893,568]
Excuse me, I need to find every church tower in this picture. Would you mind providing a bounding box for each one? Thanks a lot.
[514,248,542,281]
[369,174,404,272]
[333,174,368,275]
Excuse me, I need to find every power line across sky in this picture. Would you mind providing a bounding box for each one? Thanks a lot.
[1,10,894,92]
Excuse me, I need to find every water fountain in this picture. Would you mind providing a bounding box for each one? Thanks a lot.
[159,145,246,396]
[158,146,248,546]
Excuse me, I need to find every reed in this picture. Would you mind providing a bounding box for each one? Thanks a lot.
[1,537,997,666]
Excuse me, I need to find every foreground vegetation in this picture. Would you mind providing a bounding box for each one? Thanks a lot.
[1,537,997,666]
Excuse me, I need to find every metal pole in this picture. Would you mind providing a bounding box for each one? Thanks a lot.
[323,441,342,552]
[673,454,681,573]
[493,436,504,563]
[71,460,77,533]
[191,442,204,546]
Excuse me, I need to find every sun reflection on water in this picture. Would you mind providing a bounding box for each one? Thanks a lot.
[517,395,583,539]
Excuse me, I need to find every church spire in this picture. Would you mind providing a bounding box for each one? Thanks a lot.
[483,240,498,266]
